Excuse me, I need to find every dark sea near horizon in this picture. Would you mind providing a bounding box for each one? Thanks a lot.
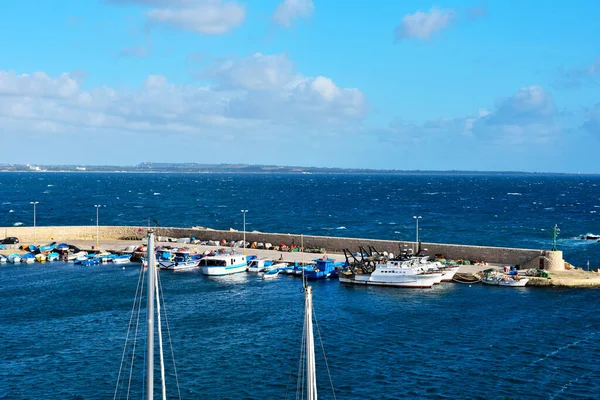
[1,172,600,399]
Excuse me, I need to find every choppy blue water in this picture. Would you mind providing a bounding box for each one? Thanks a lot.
[1,173,600,399]
[1,172,599,267]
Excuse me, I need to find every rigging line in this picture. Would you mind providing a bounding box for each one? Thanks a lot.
[114,263,145,400]
[157,270,183,400]
[127,266,146,400]
[297,310,308,400]
[313,308,337,400]
[284,298,307,400]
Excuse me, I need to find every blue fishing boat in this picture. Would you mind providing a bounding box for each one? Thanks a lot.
[8,253,21,263]
[39,242,57,252]
[47,252,60,262]
[56,243,69,251]
[22,253,36,264]
[304,257,345,280]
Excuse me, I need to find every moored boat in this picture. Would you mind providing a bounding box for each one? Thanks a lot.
[35,253,47,263]
[22,253,36,264]
[0,254,7,263]
[46,252,60,262]
[112,254,132,264]
[304,257,345,279]
[262,269,281,280]
[247,258,273,273]
[200,253,247,276]
[481,270,529,287]
[159,251,200,271]
[8,253,21,263]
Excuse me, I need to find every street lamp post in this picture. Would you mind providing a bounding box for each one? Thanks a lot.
[30,201,39,244]
[241,210,248,255]
[94,205,102,249]
[413,215,422,254]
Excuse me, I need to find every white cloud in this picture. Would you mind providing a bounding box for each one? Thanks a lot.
[0,55,366,138]
[273,0,314,27]
[378,86,559,145]
[394,7,456,41]
[109,0,245,35]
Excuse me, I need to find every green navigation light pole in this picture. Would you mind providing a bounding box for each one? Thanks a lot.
[552,224,560,251]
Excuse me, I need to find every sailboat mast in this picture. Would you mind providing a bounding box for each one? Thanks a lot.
[305,285,318,400]
[146,232,155,400]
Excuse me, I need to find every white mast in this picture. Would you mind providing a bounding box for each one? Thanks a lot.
[154,258,167,399]
[146,232,155,400]
[305,284,318,400]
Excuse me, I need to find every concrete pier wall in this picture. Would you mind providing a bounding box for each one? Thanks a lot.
[1,225,561,267]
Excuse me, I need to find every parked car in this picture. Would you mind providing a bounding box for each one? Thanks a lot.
[0,237,19,244]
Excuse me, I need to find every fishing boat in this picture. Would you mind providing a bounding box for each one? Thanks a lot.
[22,253,36,264]
[159,251,200,271]
[112,254,132,264]
[339,259,443,288]
[200,253,248,276]
[35,253,47,263]
[7,253,21,263]
[262,268,281,280]
[0,254,7,263]
[55,243,69,252]
[247,258,273,273]
[46,252,60,262]
[38,242,57,252]
[284,263,295,275]
[481,270,529,287]
[304,257,345,280]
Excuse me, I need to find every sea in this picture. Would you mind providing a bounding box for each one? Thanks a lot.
[1,172,599,399]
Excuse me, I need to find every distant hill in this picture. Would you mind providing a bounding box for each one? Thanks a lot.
[0,162,581,175]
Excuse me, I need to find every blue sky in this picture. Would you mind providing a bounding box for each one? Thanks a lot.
[0,0,599,172]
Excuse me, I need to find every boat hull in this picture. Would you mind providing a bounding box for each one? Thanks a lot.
[339,272,442,288]
[159,260,200,271]
[202,264,247,276]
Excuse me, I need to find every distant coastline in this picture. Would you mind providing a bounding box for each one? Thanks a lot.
[0,162,595,175]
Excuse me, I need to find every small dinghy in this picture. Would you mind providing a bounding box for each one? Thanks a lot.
[452,272,482,284]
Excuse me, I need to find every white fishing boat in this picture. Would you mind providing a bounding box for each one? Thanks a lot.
[0,254,7,263]
[339,259,443,288]
[159,251,200,271]
[112,254,132,264]
[261,269,281,280]
[46,252,60,262]
[200,253,248,276]
[72,251,88,262]
[247,258,273,273]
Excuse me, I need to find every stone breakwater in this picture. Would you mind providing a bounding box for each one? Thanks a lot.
[2,225,567,271]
